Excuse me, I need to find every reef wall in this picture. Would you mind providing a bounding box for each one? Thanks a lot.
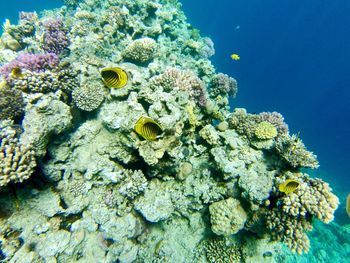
[0,0,339,262]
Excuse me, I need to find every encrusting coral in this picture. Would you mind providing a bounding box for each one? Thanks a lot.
[0,0,339,262]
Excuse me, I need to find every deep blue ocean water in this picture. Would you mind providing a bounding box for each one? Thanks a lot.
[1,0,349,261]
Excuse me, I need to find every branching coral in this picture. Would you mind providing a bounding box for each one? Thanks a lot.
[209,73,238,98]
[42,19,69,54]
[266,208,312,255]
[280,174,339,223]
[259,111,289,135]
[201,238,242,263]
[0,53,59,83]
[0,120,36,187]
[151,67,206,106]
[265,172,339,255]
[276,134,319,169]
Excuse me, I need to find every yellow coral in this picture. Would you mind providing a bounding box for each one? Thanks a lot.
[255,121,277,140]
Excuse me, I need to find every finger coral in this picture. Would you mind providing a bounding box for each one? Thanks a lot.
[201,238,242,263]
[266,208,312,255]
[281,174,339,223]
[41,19,69,54]
[0,120,36,187]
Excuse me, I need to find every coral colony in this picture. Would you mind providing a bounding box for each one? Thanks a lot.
[0,0,338,262]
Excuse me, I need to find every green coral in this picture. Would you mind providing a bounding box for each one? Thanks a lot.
[254,121,277,140]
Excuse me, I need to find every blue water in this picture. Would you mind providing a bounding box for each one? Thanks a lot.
[181,0,350,192]
[0,0,63,26]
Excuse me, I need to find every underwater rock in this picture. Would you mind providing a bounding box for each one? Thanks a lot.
[21,94,72,157]
[134,179,174,223]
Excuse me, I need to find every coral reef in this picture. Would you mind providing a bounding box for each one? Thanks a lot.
[0,82,24,121]
[209,198,247,236]
[0,120,36,187]
[72,81,105,111]
[122,37,157,63]
[276,134,319,169]
[0,0,339,262]
[41,19,69,54]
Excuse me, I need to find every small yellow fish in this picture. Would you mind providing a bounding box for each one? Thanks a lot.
[10,67,23,78]
[278,179,299,194]
[230,53,240,60]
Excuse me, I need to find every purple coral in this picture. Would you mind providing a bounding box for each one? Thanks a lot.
[259,111,289,135]
[0,53,59,82]
[42,19,69,54]
[19,11,38,22]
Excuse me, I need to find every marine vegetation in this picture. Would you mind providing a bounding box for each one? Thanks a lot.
[0,0,339,262]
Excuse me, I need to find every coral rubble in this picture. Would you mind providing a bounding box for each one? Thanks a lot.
[0,0,338,262]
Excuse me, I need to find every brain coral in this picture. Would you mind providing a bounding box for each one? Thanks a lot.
[0,121,36,187]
